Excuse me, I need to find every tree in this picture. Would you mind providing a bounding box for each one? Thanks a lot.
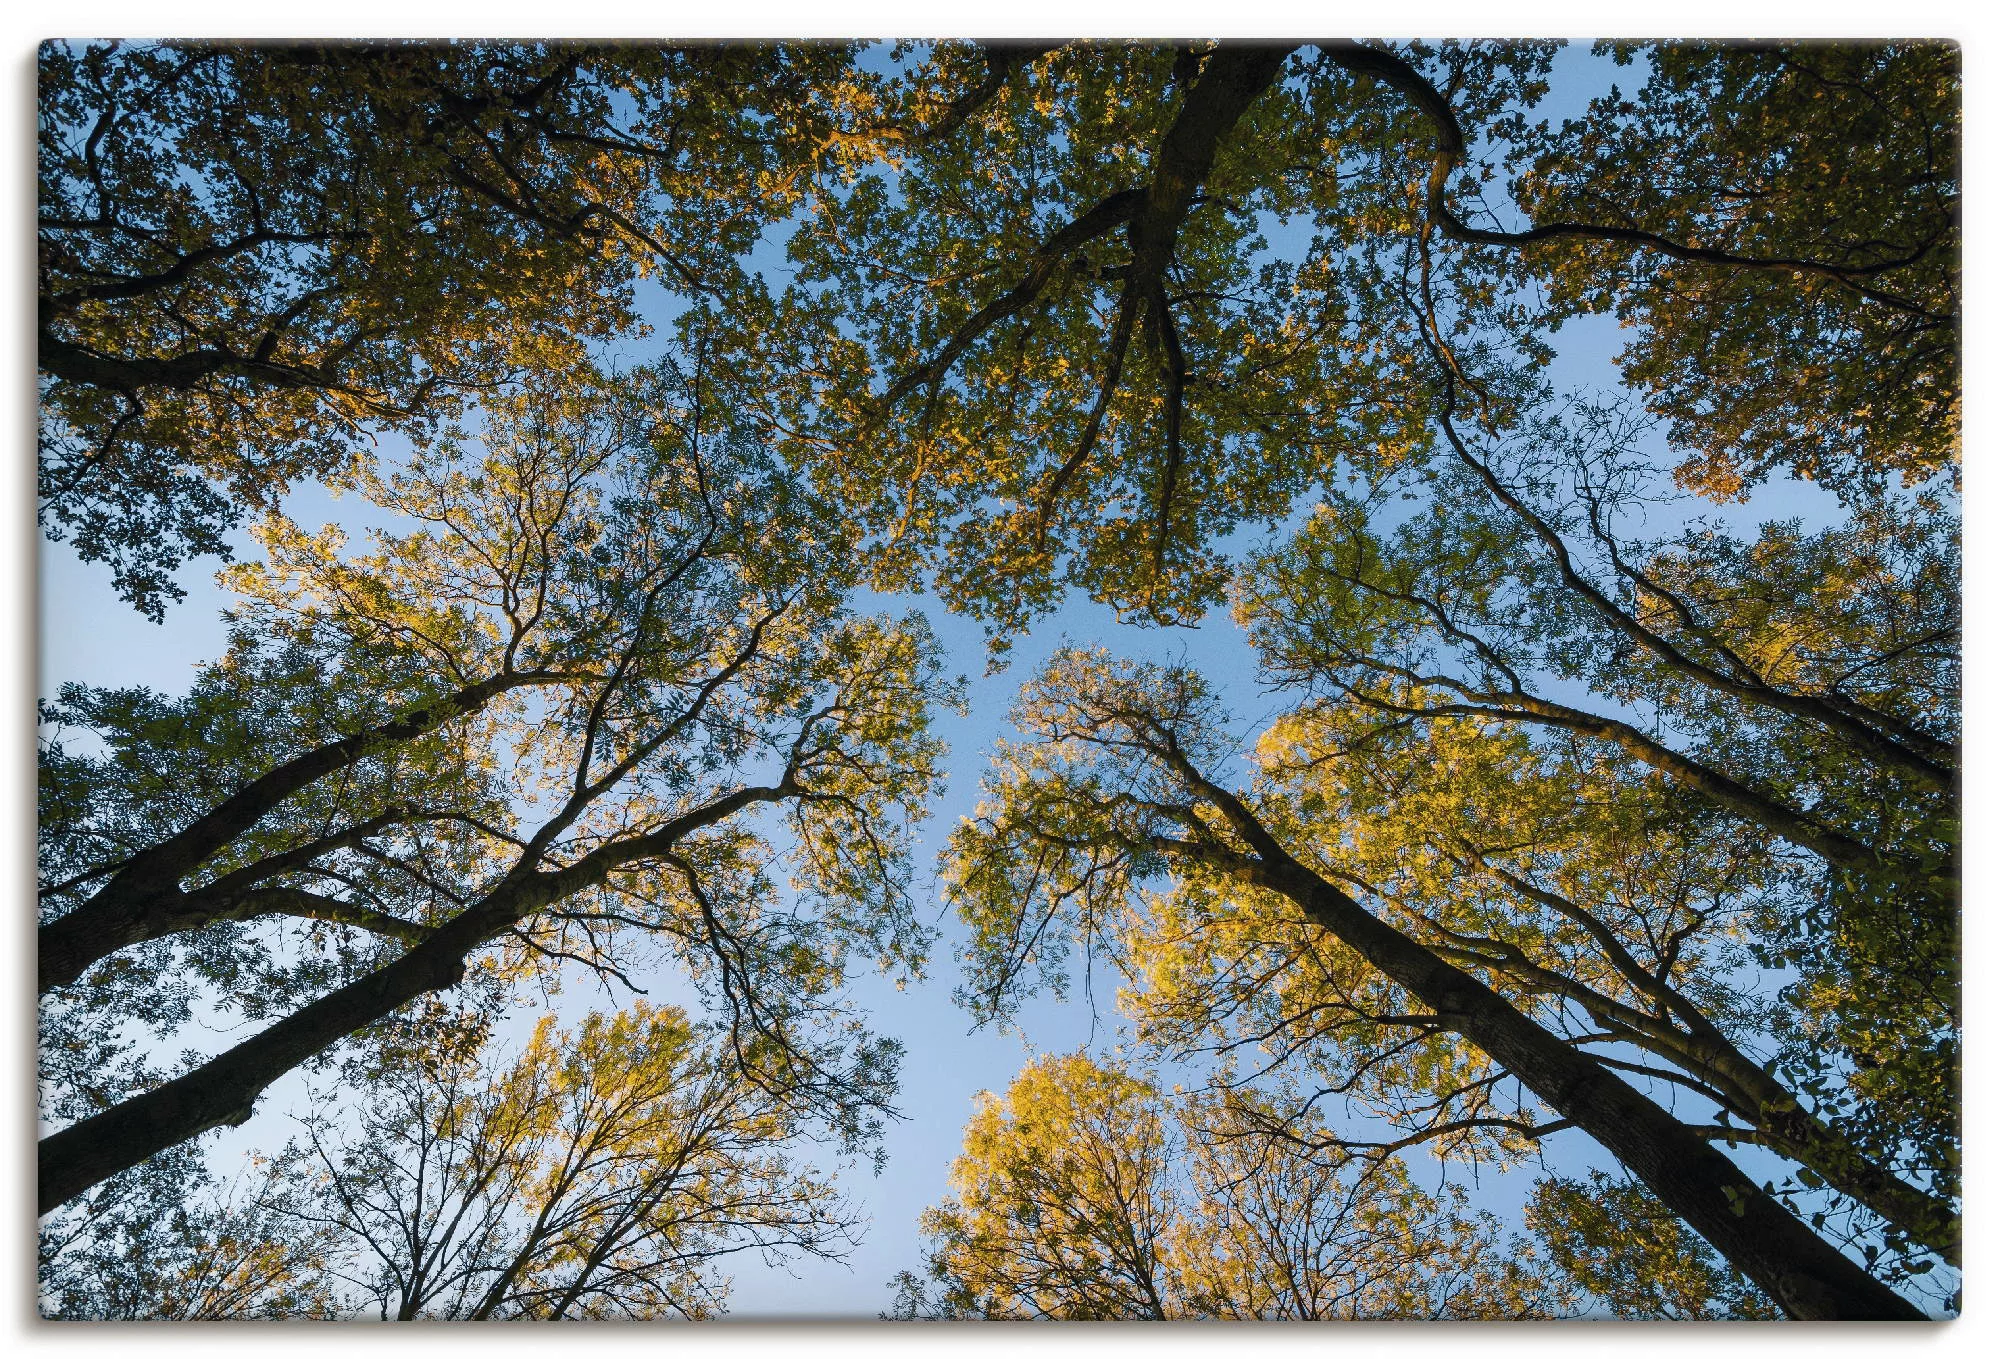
[763,40,1954,635]
[40,1000,856,1319]
[946,649,1926,1318]
[1503,42,1959,500]
[38,362,954,1211]
[1229,390,1956,1267]
[264,1001,856,1320]
[745,47,1958,1295]
[38,40,874,615]
[892,1051,1561,1320]
[895,1053,1179,1319]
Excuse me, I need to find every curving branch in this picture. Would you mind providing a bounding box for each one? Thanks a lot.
[1137,753,1920,1317]
[882,45,1296,555]
[220,886,433,946]
[879,189,1145,411]
[39,776,796,1213]
[1317,41,1950,322]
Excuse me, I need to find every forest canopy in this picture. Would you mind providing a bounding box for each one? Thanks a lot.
[37,37,1959,1322]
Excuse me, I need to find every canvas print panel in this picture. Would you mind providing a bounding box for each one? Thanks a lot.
[36,38,1959,1320]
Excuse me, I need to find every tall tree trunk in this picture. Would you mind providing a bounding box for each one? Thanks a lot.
[39,896,500,1214]
[1166,768,1926,1320]
[39,782,786,1212]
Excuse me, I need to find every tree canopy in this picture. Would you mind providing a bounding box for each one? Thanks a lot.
[40,357,953,1212]
[38,41,871,615]
[944,648,1934,1317]
[39,37,1958,1321]
[268,1001,859,1320]
[763,40,1955,635]
[42,1000,856,1320]
[893,1051,1565,1319]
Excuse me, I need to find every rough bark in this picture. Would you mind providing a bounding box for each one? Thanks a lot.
[39,906,487,1214]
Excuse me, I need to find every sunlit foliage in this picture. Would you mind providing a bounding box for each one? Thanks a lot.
[267,1001,856,1320]
[944,642,1948,1316]
[893,1052,1564,1319]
